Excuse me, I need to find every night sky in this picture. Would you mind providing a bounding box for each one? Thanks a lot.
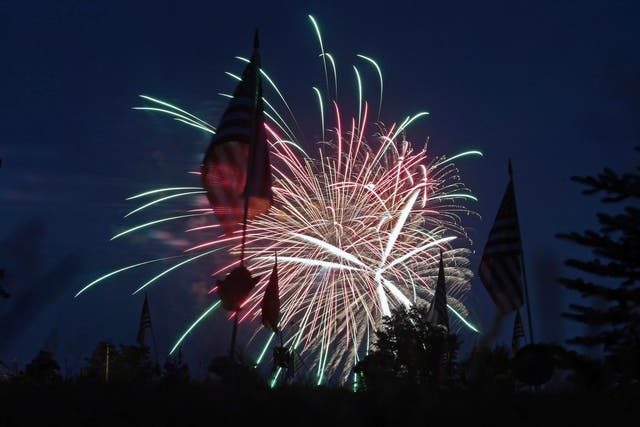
[1,0,638,375]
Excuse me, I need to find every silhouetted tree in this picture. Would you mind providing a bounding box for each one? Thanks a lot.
[208,354,265,389]
[460,345,514,392]
[116,344,156,383]
[81,341,116,382]
[24,350,61,383]
[163,348,190,384]
[549,345,608,391]
[354,306,451,389]
[557,146,640,385]
[81,341,155,383]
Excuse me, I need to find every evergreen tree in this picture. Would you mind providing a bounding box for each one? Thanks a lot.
[24,350,61,383]
[81,341,117,382]
[116,344,155,383]
[354,305,452,389]
[557,146,640,384]
[460,345,513,391]
[163,347,190,384]
[81,341,155,383]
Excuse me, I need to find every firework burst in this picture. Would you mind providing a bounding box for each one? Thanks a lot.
[78,16,481,385]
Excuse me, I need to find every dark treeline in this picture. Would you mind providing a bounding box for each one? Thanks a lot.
[1,330,639,426]
[1,135,639,426]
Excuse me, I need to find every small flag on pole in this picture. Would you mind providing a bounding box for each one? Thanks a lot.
[261,254,280,333]
[478,161,524,314]
[201,30,272,236]
[512,309,525,355]
[136,293,152,346]
[217,265,259,311]
[426,250,449,331]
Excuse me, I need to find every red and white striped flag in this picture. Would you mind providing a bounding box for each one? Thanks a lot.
[478,161,524,313]
[201,31,272,236]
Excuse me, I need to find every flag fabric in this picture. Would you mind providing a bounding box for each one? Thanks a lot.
[201,31,272,236]
[261,254,280,332]
[512,309,525,355]
[426,251,449,331]
[217,265,259,311]
[478,161,524,313]
[136,294,152,346]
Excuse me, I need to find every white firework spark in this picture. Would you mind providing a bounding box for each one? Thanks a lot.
[77,16,482,386]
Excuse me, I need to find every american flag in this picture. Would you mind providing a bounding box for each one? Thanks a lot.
[478,161,524,313]
[512,309,525,354]
[261,254,280,333]
[136,293,152,346]
[426,250,449,331]
[201,31,272,236]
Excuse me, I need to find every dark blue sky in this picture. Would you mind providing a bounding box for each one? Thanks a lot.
[1,0,638,373]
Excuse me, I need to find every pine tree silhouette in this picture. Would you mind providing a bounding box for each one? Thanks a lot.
[354,305,453,389]
[557,146,640,384]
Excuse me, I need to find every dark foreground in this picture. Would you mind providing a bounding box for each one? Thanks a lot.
[2,382,639,426]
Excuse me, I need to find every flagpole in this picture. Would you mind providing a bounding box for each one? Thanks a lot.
[231,30,261,363]
[519,255,535,344]
[239,29,261,266]
[229,311,239,360]
[510,160,535,345]
[105,343,110,383]
[146,292,160,368]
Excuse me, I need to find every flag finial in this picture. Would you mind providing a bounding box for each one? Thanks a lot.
[254,29,259,50]
[508,158,513,178]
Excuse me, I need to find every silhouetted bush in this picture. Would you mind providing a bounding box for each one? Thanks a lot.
[23,350,61,384]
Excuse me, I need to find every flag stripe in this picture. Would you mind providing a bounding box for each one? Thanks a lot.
[478,179,524,313]
[480,258,523,312]
[201,40,272,236]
